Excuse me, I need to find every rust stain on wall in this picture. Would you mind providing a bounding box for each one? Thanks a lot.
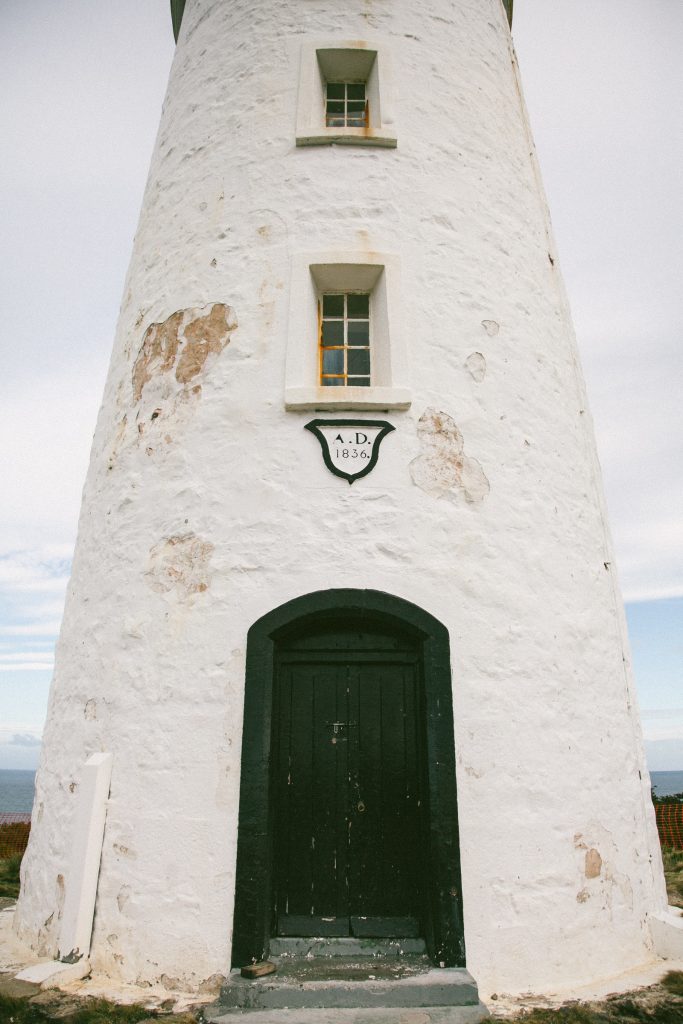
[410,408,490,504]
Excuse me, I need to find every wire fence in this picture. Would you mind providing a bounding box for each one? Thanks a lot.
[0,814,31,859]
[655,803,683,850]
[1,804,682,864]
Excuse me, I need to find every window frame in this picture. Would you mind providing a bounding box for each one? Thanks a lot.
[295,41,398,149]
[319,292,372,388]
[325,82,368,129]
[284,252,410,411]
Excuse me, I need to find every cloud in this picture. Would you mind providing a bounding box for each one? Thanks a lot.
[0,663,55,672]
[9,732,42,747]
[644,739,683,774]
[0,725,43,769]
[0,652,54,663]
[513,1,683,605]
[0,623,61,637]
[640,709,683,744]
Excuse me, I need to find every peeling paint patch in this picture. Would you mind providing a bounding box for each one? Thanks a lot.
[465,351,486,382]
[199,973,226,995]
[84,699,97,721]
[113,842,136,859]
[146,532,214,598]
[585,848,603,879]
[132,302,237,403]
[410,408,490,504]
[481,319,499,336]
[117,885,131,914]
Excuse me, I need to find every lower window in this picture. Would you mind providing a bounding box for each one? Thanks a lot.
[320,293,371,387]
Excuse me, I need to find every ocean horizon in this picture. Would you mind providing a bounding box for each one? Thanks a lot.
[1,767,682,815]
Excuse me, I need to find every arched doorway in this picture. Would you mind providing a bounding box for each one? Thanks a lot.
[231,590,465,968]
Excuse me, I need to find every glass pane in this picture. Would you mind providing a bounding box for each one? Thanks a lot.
[347,101,366,113]
[347,84,365,100]
[321,320,344,345]
[347,294,369,318]
[326,100,345,114]
[321,376,345,387]
[322,349,344,374]
[326,115,346,127]
[347,321,369,345]
[347,115,366,127]
[326,83,345,99]
[347,377,371,387]
[322,294,344,317]
[347,348,370,376]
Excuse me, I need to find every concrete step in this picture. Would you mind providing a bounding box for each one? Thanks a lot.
[207,1006,489,1024]
[216,956,483,1012]
[270,937,427,958]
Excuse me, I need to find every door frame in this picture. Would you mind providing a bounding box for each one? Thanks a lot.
[231,589,465,968]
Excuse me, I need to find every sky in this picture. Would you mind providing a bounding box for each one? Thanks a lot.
[0,1,681,772]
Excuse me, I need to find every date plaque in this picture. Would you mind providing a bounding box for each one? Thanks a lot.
[305,419,395,484]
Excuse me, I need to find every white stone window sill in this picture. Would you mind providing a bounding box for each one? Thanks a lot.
[285,386,410,411]
[296,128,397,149]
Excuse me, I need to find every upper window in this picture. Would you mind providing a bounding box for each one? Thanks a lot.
[295,41,397,148]
[320,293,371,387]
[325,83,367,129]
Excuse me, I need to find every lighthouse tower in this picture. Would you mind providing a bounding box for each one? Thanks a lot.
[15,0,677,1008]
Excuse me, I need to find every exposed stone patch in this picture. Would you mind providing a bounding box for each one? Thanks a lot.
[132,302,237,402]
[117,886,131,914]
[465,351,486,382]
[585,848,603,879]
[146,533,214,598]
[481,319,499,336]
[410,408,490,504]
[107,303,237,472]
[199,972,226,995]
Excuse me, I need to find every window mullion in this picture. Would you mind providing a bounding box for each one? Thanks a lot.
[343,296,348,383]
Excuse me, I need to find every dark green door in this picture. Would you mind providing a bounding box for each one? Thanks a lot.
[272,626,423,938]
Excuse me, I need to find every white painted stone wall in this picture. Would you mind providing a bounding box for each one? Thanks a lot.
[16,0,668,998]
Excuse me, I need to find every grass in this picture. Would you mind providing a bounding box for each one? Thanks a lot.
[662,847,683,909]
[0,994,163,1023]
[0,853,22,899]
[510,972,683,1024]
[0,821,30,860]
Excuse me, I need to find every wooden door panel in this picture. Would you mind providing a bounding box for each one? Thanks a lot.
[350,661,420,926]
[274,664,314,923]
[274,645,422,940]
[310,663,348,924]
[275,660,351,935]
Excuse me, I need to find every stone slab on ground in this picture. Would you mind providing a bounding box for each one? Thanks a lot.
[0,972,41,999]
[207,1006,488,1024]
[15,958,91,988]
